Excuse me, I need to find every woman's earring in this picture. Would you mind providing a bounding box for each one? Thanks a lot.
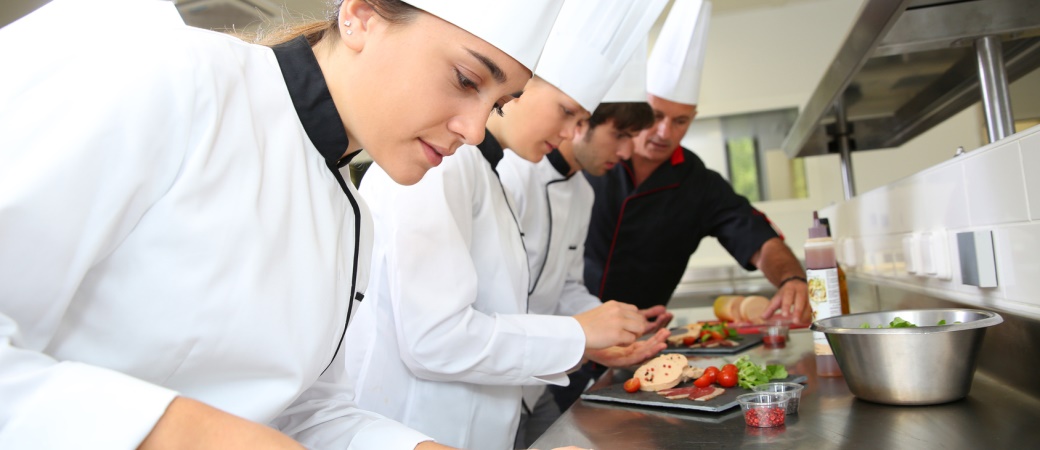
[344,20,353,35]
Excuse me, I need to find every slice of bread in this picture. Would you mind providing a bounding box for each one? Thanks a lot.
[740,295,771,324]
[634,354,690,392]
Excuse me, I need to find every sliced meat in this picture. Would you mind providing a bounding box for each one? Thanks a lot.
[719,339,739,347]
[691,387,726,401]
[657,386,700,399]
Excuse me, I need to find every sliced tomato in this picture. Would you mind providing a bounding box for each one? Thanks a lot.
[682,335,697,346]
[623,377,641,393]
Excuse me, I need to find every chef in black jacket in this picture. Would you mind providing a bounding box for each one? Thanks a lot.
[554,0,809,411]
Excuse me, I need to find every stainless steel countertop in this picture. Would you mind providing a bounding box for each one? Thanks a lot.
[531,330,1040,449]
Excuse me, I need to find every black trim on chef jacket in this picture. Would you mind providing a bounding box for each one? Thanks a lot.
[528,149,573,296]
[477,130,531,312]
[582,146,780,311]
[272,36,362,375]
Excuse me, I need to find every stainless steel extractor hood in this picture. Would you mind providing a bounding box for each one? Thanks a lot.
[782,0,1040,159]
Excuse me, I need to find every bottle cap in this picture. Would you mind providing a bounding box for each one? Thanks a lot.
[809,211,829,239]
[819,217,832,236]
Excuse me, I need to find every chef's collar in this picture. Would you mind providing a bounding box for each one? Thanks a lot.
[272,36,356,168]
[670,146,685,166]
[547,149,571,176]
[476,129,505,174]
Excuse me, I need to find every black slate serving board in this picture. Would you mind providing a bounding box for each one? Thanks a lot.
[580,367,807,413]
[661,329,764,355]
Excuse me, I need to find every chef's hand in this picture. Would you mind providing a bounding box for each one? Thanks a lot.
[585,328,669,368]
[139,397,303,450]
[762,278,810,324]
[574,300,646,349]
[639,305,673,335]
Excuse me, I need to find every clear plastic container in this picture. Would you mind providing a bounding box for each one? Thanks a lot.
[761,323,790,349]
[736,393,788,427]
[752,382,805,414]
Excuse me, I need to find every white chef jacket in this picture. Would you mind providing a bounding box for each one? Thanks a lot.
[346,134,586,450]
[0,1,428,449]
[497,150,604,408]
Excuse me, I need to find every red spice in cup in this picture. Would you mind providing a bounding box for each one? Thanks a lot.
[737,393,788,428]
[744,406,786,427]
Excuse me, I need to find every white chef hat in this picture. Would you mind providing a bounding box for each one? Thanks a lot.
[602,37,648,103]
[403,0,565,71]
[533,0,668,112]
[647,0,712,105]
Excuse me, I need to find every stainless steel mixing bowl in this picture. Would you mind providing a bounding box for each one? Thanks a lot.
[810,309,1003,405]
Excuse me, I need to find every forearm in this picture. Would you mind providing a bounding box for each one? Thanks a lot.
[751,237,805,286]
[140,397,303,450]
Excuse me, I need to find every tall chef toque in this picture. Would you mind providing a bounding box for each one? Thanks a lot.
[602,37,649,103]
[647,0,713,105]
[533,0,668,112]
[403,0,566,71]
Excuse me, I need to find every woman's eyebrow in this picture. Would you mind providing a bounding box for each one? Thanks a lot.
[465,48,506,84]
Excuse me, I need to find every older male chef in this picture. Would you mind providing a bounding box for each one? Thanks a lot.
[585,0,808,318]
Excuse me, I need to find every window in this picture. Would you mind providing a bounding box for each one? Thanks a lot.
[685,108,807,202]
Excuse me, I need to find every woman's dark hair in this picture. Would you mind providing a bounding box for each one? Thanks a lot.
[587,102,655,138]
[255,0,420,47]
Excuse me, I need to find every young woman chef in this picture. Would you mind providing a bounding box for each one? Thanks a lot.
[495,34,675,447]
[343,1,663,448]
[0,0,565,448]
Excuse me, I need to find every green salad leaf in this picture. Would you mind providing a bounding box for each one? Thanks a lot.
[733,355,788,389]
[859,317,962,328]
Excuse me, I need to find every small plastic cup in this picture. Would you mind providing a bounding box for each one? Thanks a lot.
[761,323,790,349]
[737,393,788,428]
[753,382,804,415]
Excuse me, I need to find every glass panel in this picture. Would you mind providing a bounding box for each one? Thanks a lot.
[726,137,761,202]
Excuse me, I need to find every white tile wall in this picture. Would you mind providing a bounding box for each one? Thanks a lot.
[1021,131,1040,221]
[821,124,1040,320]
[994,223,1040,308]
[963,141,1030,226]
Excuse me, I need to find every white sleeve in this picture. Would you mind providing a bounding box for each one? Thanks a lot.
[381,154,584,386]
[0,5,196,448]
[271,345,432,450]
[554,220,603,317]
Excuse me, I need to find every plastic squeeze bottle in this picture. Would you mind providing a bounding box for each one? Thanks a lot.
[805,211,843,377]
[818,218,850,315]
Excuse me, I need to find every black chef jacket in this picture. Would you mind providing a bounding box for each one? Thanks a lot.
[583,146,780,310]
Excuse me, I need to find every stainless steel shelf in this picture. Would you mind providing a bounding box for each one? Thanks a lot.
[782,0,1040,159]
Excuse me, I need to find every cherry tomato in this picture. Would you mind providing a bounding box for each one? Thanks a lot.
[704,366,720,378]
[623,377,641,393]
[682,335,697,346]
[717,370,738,388]
[721,363,738,375]
[693,371,717,388]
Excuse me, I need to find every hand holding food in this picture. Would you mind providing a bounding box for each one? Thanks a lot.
[574,300,647,349]
[586,328,670,368]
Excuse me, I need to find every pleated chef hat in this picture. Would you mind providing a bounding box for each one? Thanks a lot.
[534,0,668,112]
[602,37,649,103]
[647,0,712,105]
[404,0,565,71]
